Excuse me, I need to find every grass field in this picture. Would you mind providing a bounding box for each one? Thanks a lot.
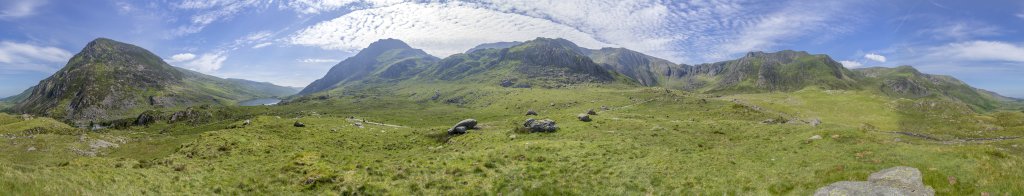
[1,85,1022,194]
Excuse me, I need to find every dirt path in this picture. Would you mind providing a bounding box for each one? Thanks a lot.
[345,118,406,128]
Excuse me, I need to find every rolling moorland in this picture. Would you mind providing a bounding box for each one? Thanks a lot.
[0,37,1023,194]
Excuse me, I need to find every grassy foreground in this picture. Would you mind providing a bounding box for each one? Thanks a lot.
[1,85,1022,195]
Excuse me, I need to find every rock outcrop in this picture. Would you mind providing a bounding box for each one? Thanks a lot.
[815,166,935,196]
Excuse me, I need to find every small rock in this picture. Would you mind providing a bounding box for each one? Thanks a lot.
[831,134,840,139]
[894,138,903,142]
[431,90,441,100]
[601,106,609,110]
[509,134,517,139]
[810,118,822,127]
[243,119,251,126]
[27,146,36,152]
[809,135,823,140]
[294,121,306,127]
[354,122,364,128]
[526,109,538,116]
[586,109,597,115]
[577,114,592,122]
[762,119,777,124]
[523,118,558,133]
[549,103,555,106]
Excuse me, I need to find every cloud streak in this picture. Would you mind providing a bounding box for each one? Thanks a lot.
[0,41,72,73]
[0,0,48,19]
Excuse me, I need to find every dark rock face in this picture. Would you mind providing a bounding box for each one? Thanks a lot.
[523,118,557,133]
[133,112,157,126]
[577,114,592,122]
[814,166,935,196]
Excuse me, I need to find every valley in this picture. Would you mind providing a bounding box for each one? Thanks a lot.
[0,38,1022,195]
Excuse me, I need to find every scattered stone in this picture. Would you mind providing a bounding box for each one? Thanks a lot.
[586,109,597,115]
[831,134,841,139]
[810,118,822,127]
[27,146,36,152]
[601,105,609,111]
[577,114,592,122]
[814,166,935,196]
[526,109,538,116]
[894,138,903,142]
[243,119,251,126]
[354,122,364,128]
[447,119,478,135]
[550,103,555,106]
[523,118,558,133]
[809,135,823,140]
[293,121,306,127]
[509,134,517,139]
[762,119,778,124]
[90,139,119,149]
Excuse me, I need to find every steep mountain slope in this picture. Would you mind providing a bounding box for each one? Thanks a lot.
[420,38,629,87]
[854,66,1014,111]
[11,38,292,123]
[465,41,522,53]
[678,50,859,93]
[298,39,440,95]
[586,47,686,86]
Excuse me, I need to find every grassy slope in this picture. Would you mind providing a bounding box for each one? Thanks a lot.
[1,85,1022,194]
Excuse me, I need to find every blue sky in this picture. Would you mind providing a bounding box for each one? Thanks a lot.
[1,0,1024,98]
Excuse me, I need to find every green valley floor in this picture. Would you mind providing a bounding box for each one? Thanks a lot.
[1,86,1022,195]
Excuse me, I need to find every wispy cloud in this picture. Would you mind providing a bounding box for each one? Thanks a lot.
[0,0,47,19]
[918,21,1002,41]
[298,58,340,63]
[289,2,613,58]
[0,41,72,73]
[170,0,271,37]
[287,0,861,63]
[167,53,197,63]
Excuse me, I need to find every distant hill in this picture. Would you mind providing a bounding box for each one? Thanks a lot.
[10,38,294,123]
[298,38,440,95]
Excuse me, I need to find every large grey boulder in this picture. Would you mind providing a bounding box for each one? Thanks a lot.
[815,166,934,196]
[447,119,478,135]
[523,118,557,133]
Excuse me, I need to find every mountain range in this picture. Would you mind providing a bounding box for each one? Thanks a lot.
[1,37,1017,124]
[298,37,1017,111]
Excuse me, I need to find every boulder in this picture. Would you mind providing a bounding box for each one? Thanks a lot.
[447,119,478,135]
[814,166,935,196]
[523,118,557,133]
[587,109,597,115]
[526,109,538,116]
[577,114,592,122]
[448,126,468,135]
[811,118,822,127]
[243,119,251,126]
[293,121,306,127]
[809,135,823,140]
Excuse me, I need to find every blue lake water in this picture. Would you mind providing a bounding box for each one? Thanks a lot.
[239,98,282,106]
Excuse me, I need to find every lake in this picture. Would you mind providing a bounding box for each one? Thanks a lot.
[239,98,281,106]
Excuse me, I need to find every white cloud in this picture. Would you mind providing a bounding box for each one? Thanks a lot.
[289,2,614,57]
[0,0,47,19]
[864,53,886,62]
[167,53,197,62]
[1016,12,1024,20]
[298,58,340,63]
[170,0,270,37]
[929,41,1024,63]
[838,60,863,68]
[252,42,273,49]
[172,52,228,73]
[0,41,72,73]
